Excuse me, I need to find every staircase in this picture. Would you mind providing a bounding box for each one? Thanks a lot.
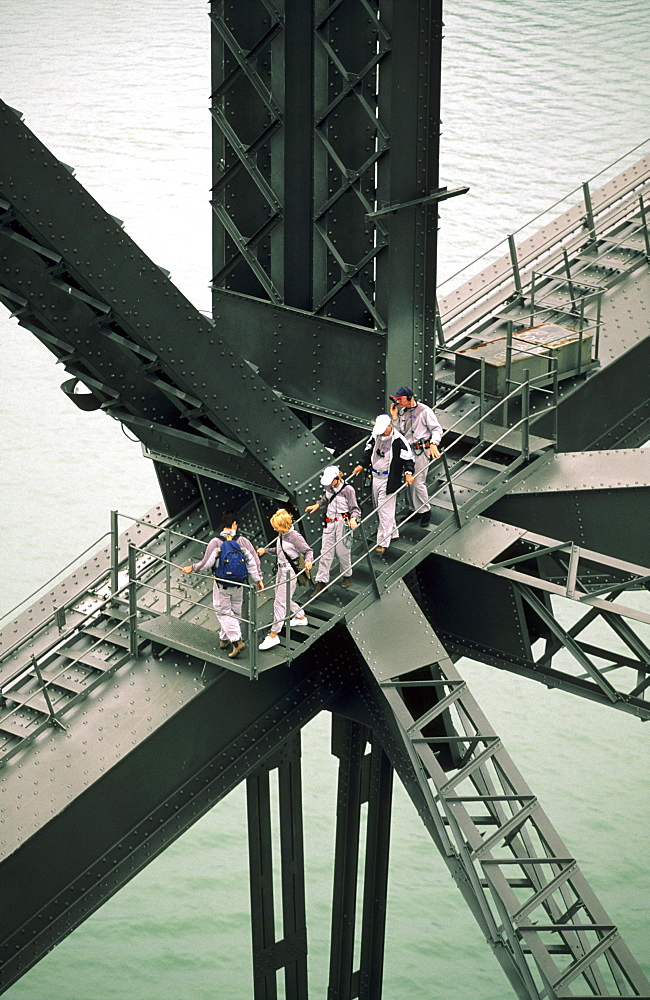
[348,581,650,999]
[136,423,555,678]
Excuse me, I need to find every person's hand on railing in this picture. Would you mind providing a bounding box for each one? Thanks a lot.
[304,561,313,572]
[428,444,441,460]
[182,565,193,575]
[256,547,266,556]
[349,517,359,530]
[305,503,320,513]
[351,464,363,476]
[405,473,414,485]
[256,580,264,592]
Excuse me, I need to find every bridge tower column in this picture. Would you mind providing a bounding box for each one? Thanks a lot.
[328,716,394,1000]
[246,732,309,1000]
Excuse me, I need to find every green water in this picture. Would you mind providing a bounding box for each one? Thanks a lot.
[0,1,648,996]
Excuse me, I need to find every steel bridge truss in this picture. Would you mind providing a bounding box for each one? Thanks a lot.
[1,2,649,997]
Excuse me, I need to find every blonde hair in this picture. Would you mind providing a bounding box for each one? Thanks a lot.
[270,508,294,532]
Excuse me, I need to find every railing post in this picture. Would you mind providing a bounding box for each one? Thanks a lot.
[357,514,381,598]
[562,248,577,313]
[639,193,650,263]
[552,358,559,446]
[31,655,65,730]
[441,452,463,529]
[566,543,580,599]
[577,297,585,375]
[594,293,602,361]
[435,297,446,347]
[529,270,536,326]
[503,321,513,425]
[285,574,292,660]
[165,528,171,614]
[249,584,258,681]
[110,509,119,596]
[507,234,523,300]
[128,543,139,659]
[478,358,485,441]
[582,181,597,246]
[521,369,530,462]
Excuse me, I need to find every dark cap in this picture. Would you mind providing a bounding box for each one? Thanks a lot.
[393,386,413,399]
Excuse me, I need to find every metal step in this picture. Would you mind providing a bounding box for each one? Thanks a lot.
[40,665,95,694]
[3,685,71,714]
[82,621,134,650]
[0,710,47,739]
[62,646,130,673]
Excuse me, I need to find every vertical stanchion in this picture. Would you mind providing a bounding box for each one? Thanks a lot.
[357,515,381,598]
[639,193,650,262]
[285,574,292,661]
[530,270,536,325]
[31,656,65,730]
[504,321,513,426]
[435,297,446,346]
[128,543,138,659]
[165,529,171,614]
[563,248,577,312]
[249,584,258,681]
[507,234,522,299]
[577,298,585,375]
[441,453,462,529]
[552,359,559,446]
[566,543,580,599]
[478,358,485,441]
[582,181,597,246]
[594,294,602,361]
[110,510,119,596]
[521,369,530,462]
[432,331,438,405]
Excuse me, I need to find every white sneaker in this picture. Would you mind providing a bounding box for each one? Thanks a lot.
[290,615,308,627]
[259,634,281,650]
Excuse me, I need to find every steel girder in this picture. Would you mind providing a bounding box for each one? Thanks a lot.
[0,631,352,994]
[487,449,650,568]
[0,100,335,513]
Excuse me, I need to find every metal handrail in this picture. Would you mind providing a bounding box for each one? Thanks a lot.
[0,590,135,723]
[0,529,111,634]
[437,139,650,295]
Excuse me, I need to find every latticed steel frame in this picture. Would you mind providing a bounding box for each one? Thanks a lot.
[210,0,443,399]
[0,4,648,998]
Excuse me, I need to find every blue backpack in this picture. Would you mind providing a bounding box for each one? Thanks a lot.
[213,535,248,588]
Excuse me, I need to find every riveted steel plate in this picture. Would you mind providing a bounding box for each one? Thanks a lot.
[347,580,447,681]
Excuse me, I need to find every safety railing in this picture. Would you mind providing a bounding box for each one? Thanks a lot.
[0,578,138,762]
[0,500,202,666]
[437,142,650,343]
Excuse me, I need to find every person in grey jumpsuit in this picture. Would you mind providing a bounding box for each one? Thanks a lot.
[390,385,443,526]
[182,511,263,659]
[257,509,314,651]
[305,465,361,595]
[352,414,415,552]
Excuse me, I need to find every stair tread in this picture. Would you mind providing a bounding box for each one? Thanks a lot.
[0,711,48,737]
